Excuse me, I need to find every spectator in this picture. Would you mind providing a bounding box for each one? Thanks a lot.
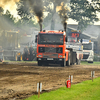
[29,45,34,61]
[23,46,29,61]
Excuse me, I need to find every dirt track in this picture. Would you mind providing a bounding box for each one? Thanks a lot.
[0,62,100,100]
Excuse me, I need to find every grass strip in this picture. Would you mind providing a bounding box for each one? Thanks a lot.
[81,61,100,65]
[25,77,100,100]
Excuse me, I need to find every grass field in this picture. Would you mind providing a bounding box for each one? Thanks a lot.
[3,60,37,63]
[3,60,100,65]
[81,61,100,65]
[25,77,100,100]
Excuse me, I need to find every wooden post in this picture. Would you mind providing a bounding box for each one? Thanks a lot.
[92,71,93,82]
[70,75,71,84]
[38,82,40,98]
[69,75,73,83]
[91,71,94,82]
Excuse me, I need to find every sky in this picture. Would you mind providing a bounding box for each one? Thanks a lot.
[1,0,100,25]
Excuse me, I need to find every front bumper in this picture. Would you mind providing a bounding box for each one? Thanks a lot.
[37,58,64,64]
[82,56,93,62]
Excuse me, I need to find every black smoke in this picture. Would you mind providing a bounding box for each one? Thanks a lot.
[28,0,44,31]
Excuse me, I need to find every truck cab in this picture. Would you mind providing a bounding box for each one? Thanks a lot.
[36,30,69,67]
[81,39,94,63]
[66,30,83,65]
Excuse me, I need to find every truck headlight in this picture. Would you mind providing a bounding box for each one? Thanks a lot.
[59,55,63,57]
[38,55,42,57]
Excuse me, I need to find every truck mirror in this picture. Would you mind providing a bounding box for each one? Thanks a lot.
[35,35,38,43]
[65,37,67,42]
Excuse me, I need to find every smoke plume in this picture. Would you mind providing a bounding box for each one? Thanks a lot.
[56,2,69,31]
[28,0,44,31]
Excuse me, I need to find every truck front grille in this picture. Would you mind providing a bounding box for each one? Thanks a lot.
[45,47,56,53]
[43,54,58,58]
[83,54,89,59]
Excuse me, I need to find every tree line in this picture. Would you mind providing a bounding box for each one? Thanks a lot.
[0,0,100,32]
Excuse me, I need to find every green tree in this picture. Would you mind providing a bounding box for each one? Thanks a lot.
[16,0,100,31]
[17,0,39,29]
[44,0,100,31]
[69,0,100,31]
[0,7,3,15]
[17,0,31,19]
[43,0,69,29]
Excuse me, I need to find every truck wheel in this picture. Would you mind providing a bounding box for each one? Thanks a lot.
[38,61,42,66]
[88,61,93,63]
[66,55,70,66]
[61,58,66,67]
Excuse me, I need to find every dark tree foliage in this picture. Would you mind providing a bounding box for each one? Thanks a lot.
[44,0,100,31]
[17,0,69,29]
[43,0,69,29]
[17,0,31,19]
[0,7,3,15]
[69,0,100,31]
[17,0,39,32]
[16,0,100,31]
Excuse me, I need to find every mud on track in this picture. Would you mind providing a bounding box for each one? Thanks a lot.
[0,62,100,100]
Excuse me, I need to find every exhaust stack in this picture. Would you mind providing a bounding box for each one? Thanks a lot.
[40,23,42,31]
[63,22,67,32]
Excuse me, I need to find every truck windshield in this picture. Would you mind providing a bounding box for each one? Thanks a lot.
[83,43,92,50]
[68,36,77,43]
[38,33,63,45]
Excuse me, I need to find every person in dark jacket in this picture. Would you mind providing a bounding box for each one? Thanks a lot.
[23,46,29,61]
[29,45,34,61]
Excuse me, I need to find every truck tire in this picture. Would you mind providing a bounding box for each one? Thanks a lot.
[88,61,93,63]
[38,61,42,66]
[66,54,70,66]
[61,58,66,67]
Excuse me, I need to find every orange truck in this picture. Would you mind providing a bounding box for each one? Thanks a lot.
[35,30,83,67]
